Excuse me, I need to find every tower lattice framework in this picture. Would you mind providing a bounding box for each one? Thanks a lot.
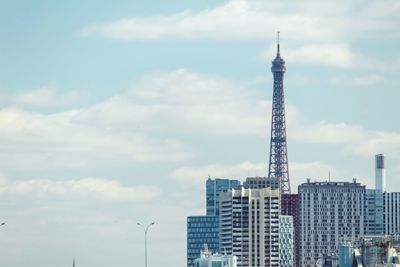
[267,33,291,194]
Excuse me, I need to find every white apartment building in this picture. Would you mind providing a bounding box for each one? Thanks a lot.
[219,187,280,267]
[384,192,400,235]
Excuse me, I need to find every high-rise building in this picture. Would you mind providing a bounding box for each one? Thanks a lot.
[375,154,386,192]
[281,194,300,267]
[267,33,291,195]
[279,215,294,267]
[219,187,280,267]
[206,178,241,216]
[187,178,241,267]
[384,192,400,235]
[364,189,384,235]
[299,180,365,267]
[187,216,220,267]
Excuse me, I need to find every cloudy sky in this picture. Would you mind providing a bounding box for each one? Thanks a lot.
[0,0,399,266]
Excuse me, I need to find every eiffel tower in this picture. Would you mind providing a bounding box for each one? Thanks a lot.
[267,32,291,194]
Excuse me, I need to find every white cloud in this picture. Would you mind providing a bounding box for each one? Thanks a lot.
[79,1,399,71]
[290,121,367,144]
[264,43,358,68]
[0,176,159,202]
[287,115,400,159]
[0,87,86,111]
[262,43,389,69]
[79,1,340,42]
[287,44,356,68]
[74,69,268,137]
[0,107,191,171]
[14,87,81,107]
[352,131,400,157]
[1,69,399,173]
[290,119,400,158]
[170,161,266,183]
[80,0,397,42]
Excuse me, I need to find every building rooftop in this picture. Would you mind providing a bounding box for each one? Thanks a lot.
[300,178,364,187]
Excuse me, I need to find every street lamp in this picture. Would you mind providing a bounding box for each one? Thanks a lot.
[137,222,155,267]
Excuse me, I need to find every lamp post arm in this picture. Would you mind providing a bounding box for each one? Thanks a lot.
[137,222,155,267]
[145,222,155,234]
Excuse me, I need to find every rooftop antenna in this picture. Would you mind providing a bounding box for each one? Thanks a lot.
[73,259,75,267]
[328,171,331,182]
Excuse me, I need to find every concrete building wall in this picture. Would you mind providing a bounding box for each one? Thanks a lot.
[299,180,365,267]
[384,192,400,235]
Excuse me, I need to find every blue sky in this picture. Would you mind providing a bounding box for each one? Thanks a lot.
[0,0,400,266]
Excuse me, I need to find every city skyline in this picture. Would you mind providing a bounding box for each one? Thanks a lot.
[0,1,400,267]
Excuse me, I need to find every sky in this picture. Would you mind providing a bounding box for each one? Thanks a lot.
[0,0,399,266]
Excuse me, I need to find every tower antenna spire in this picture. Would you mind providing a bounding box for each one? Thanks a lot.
[277,31,280,54]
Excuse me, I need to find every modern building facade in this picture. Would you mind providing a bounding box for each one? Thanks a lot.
[281,193,300,267]
[206,178,241,216]
[279,215,294,267]
[299,180,365,267]
[187,216,219,267]
[219,187,280,267]
[384,192,400,235]
[364,189,384,235]
[187,178,241,267]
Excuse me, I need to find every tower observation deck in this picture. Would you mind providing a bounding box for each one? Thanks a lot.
[267,32,291,194]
